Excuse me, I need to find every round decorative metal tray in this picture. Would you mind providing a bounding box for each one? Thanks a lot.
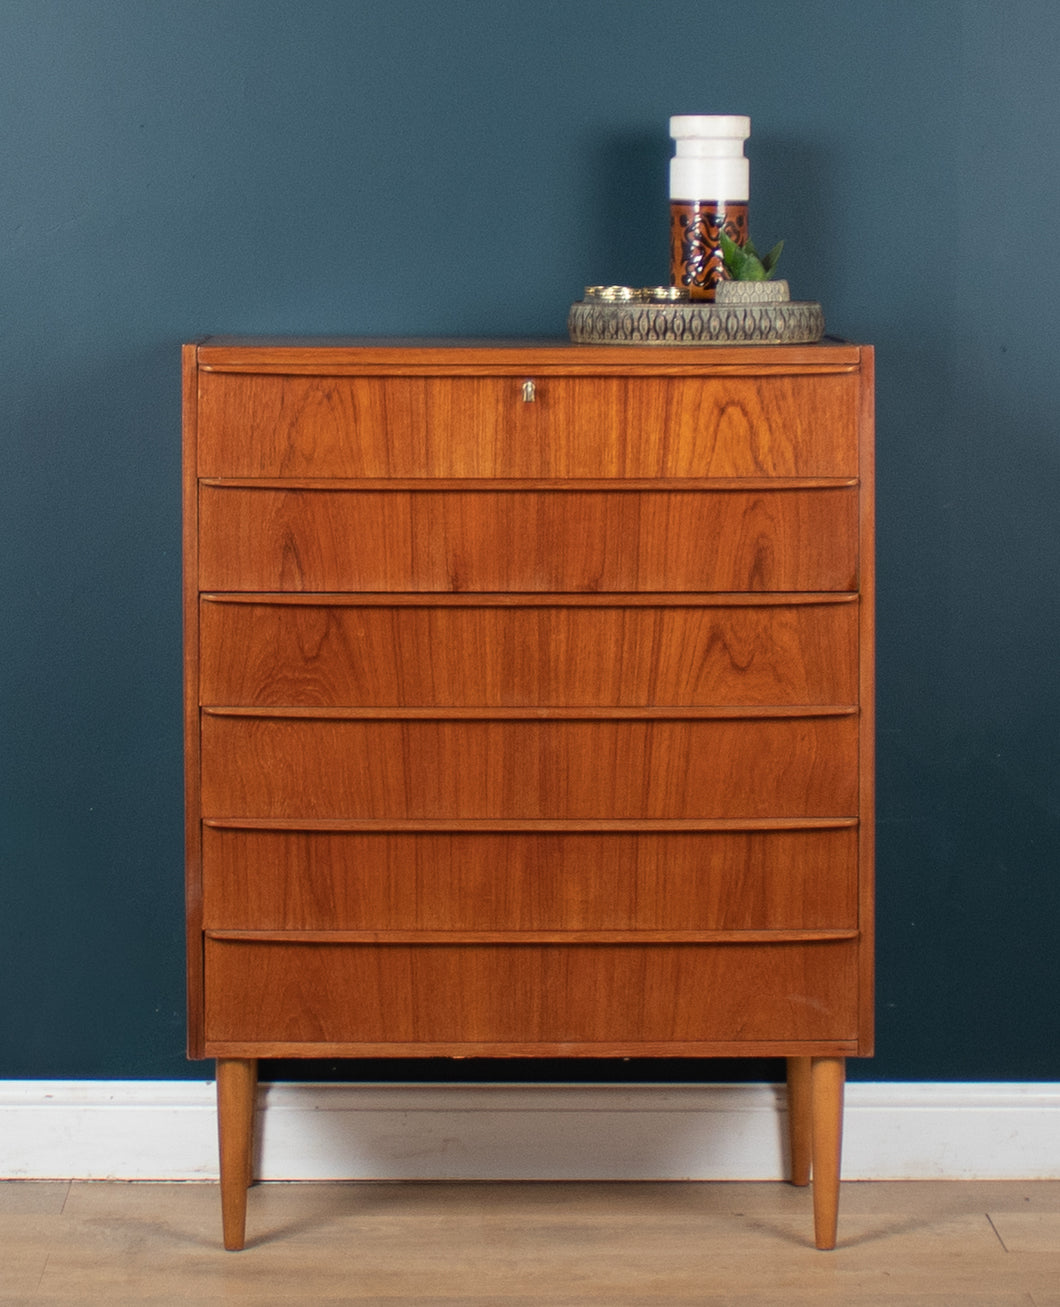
[568,297,824,346]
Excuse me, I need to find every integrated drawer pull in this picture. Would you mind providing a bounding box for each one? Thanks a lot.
[521,379,536,403]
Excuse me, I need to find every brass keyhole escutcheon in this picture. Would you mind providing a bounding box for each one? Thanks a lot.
[522,379,536,403]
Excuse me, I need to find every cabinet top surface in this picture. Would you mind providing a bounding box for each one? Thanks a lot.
[189,337,869,375]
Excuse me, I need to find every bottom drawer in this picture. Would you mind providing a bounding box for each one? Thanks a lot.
[203,938,859,1050]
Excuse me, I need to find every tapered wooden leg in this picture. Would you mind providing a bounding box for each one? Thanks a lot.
[786,1056,813,1187]
[244,1058,258,1189]
[810,1056,845,1250]
[216,1057,257,1251]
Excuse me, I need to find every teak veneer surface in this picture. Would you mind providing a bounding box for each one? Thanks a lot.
[196,370,860,478]
[183,338,875,1250]
[203,938,860,1048]
[198,594,858,707]
[200,825,859,933]
[197,484,858,593]
[199,712,859,820]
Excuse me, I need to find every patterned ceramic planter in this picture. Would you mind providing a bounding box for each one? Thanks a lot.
[714,279,790,305]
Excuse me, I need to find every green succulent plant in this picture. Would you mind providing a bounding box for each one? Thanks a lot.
[719,230,784,281]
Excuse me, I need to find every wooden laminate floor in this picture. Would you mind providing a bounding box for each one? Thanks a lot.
[1,1180,1058,1305]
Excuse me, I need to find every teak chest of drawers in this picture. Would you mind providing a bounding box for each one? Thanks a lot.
[183,337,874,1251]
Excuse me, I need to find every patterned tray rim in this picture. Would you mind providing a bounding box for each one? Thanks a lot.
[568,298,825,346]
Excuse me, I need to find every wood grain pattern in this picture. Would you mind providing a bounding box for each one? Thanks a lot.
[199,712,860,820]
[196,336,863,368]
[203,939,860,1047]
[811,1057,846,1249]
[183,339,874,1249]
[199,595,858,707]
[12,1179,1055,1293]
[197,485,858,593]
[787,1056,813,1186]
[201,825,859,932]
[182,344,205,1057]
[856,348,877,1058]
[215,1058,256,1251]
[197,372,860,479]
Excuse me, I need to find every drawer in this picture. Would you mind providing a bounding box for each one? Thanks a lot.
[197,372,860,479]
[198,486,858,593]
[199,596,859,708]
[203,938,860,1047]
[202,825,859,932]
[200,712,859,820]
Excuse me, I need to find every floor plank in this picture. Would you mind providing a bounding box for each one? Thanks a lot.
[0,1180,1056,1304]
[0,1181,69,1214]
[989,1212,1060,1252]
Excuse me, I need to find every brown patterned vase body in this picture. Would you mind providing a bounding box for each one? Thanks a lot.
[670,200,748,301]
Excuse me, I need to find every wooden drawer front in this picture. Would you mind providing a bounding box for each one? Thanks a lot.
[199,597,858,708]
[202,825,858,932]
[204,939,859,1046]
[200,714,858,820]
[198,487,858,593]
[197,372,860,479]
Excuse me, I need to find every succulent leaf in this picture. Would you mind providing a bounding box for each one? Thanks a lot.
[719,230,748,278]
[761,240,784,277]
[720,230,785,281]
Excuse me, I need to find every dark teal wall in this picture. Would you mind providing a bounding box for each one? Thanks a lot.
[2,1,1057,1081]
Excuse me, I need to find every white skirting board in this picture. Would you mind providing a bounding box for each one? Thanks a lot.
[1,1081,1057,1182]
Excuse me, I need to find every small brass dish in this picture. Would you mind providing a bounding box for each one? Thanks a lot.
[642,286,689,302]
[584,285,638,302]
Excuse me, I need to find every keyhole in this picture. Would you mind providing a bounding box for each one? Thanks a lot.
[522,380,536,403]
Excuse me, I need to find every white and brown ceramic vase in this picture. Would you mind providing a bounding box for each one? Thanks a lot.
[669,115,750,301]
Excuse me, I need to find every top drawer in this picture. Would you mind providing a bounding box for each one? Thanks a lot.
[196,372,860,479]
